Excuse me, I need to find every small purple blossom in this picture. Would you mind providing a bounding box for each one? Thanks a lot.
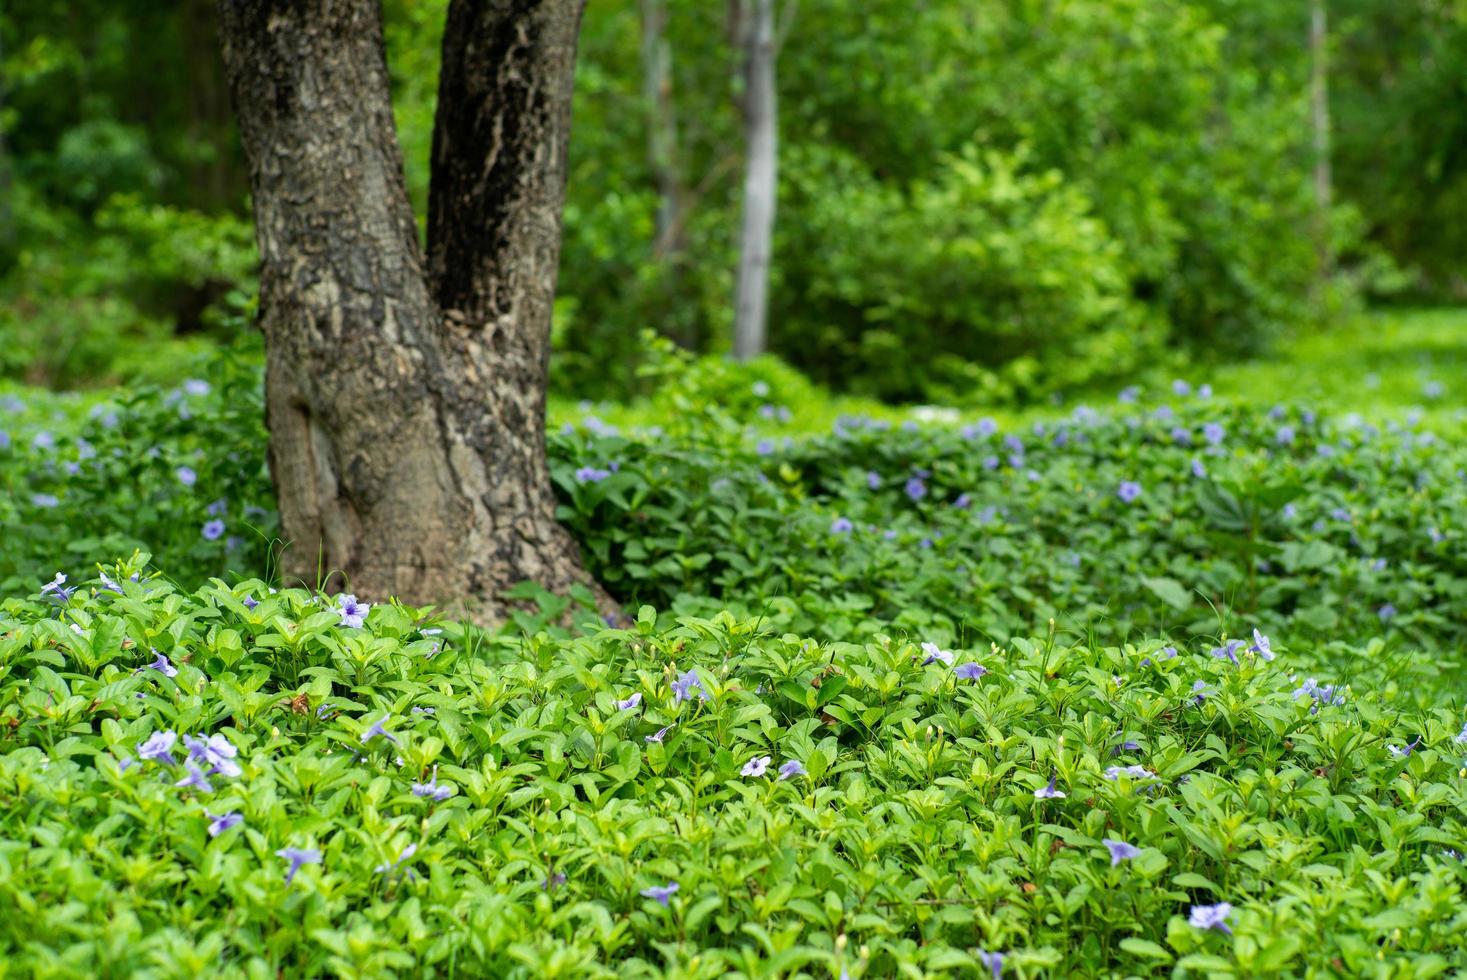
[830,516,854,534]
[277,847,322,885]
[243,594,259,611]
[1116,481,1142,503]
[575,465,612,483]
[615,692,643,711]
[1102,838,1142,866]
[185,733,241,778]
[176,466,197,486]
[905,476,927,501]
[1203,423,1225,445]
[646,724,672,744]
[866,470,881,489]
[40,572,74,601]
[201,519,225,541]
[1209,640,1243,665]
[1455,721,1467,746]
[1118,386,1140,403]
[1172,380,1191,396]
[954,662,987,680]
[175,761,214,794]
[640,881,680,906]
[138,731,178,765]
[412,765,454,800]
[361,715,398,745]
[671,670,708,704]
[742,755,771,777]
[337,593,370,628]
[541,870,567,891]
[1191,679,1212,704]
[977,950,1004,979]
[1190,458,1207,479]
[778,759,807,780]
[374,842,418,876]
[1104,765,1152,781]
[1248,629,1273,661]
[920,642,953,666]
[207,812,243,837]
[1034,775,1066,799]
[953,493,972,509]
[1388,736,1423,758]
[1378,603,1398,621]
[1189,902,1233,934]
[148,650,179,677]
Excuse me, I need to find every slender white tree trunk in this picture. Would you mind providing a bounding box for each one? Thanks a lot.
[1310,0,1332,272]
[732,0,777,361]
[641,0,683,258]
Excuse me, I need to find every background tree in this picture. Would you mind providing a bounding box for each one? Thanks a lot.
[730,0,778,360]
[217,0,609,620]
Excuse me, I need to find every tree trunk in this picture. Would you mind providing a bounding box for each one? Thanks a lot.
[1310,0,1332,274]
[731,0,777,361]
[640,0,684,259]
[218,0,611,623]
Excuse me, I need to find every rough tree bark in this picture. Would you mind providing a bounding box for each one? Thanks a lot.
[731,0,777,361]
[218,0,612,622]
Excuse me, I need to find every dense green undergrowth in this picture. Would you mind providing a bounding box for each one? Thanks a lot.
[3,561,1464,976]
[3,320,1467,975]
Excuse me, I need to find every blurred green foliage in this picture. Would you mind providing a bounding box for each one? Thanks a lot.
[2,0,1464,399]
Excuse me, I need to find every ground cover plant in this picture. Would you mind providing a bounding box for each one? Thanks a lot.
[2,311,1466,975]
[2,562,1464,976]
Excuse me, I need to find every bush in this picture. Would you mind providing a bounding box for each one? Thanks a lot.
[3,567,1463,975]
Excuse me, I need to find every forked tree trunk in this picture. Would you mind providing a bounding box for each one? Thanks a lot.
[218,0,611,622]
[731,0,777,361]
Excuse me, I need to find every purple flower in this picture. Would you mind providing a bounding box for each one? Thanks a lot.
[778,759,806,780]
[183,379,211,396]
[1172,380,1192,396]
[176,466,197,486]
[905,476,927,502]
[541,870,568,890]
[1455,721,1467,746]
[1198,384,1213,399]
[1331,507,1352,522]
[1118,386,1140,403]
[756,440,775,456]
[206,498,228,517]
[866,471,881,490]
[138,731,179,765]
[40,572,74,602]
[1103,838,1142,866]
[671,670,708,704]
[98,572,123,595]
[201,519,226,541]
[412,765,454,800]
[1034,775,1066,799]
[615,692,643,711]
[575,465,612,483]
[830,516,854,534]
[338,594,370,628]
[1191,679,1212,703]
[1170,426,1192,445]
[277,847,322,885]
[640,881,680,905]
[920,642,953,666]
[32,430,55,451]
[978,950,1004,979]
[1276,426,1296,445]
[1378,603,1397,621]
[982,455,999,470]
[1248,629,1273,661]
[185,733,242,778]
[1209,640,1243,665]
[243,595,259,611]
[1293,677,1344,711]
[374,842,418,876]
[207,812,243,837]
[361,715,398,745]
[742,755,771,777]
[1116,481,1142,503]
[175,762,214,793]
[954,662,987,680]
[1388,736,1423,758]
[1104,765,1152,781]
[1190,458,1207,479]
[149,650,179,677]
[1189,902,1233,934]
[1203,423,1225,446]
[953,493,972,510]
[646,725,672,744]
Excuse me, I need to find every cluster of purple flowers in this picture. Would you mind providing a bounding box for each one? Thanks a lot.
[1293,677,1345,712]
[740,756,806,780]
[134,729,243,807]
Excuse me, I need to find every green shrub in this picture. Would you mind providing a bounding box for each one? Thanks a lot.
[4,566,1465,975]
